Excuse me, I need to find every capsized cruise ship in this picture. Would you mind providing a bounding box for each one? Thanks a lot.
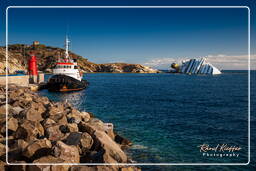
[170,58,221,75]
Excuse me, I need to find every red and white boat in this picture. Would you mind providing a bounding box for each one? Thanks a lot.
[47,37,88,92]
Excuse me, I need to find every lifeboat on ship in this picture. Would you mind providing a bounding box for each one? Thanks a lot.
[47,37,88,92]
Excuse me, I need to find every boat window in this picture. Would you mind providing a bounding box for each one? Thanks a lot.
[74,66,78,69]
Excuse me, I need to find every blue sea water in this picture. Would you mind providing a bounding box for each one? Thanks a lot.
[39,71,255,170]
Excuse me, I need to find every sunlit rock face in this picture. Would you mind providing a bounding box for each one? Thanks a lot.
[173,58,221,75]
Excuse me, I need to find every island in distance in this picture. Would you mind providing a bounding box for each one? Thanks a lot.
[0,42,160,74]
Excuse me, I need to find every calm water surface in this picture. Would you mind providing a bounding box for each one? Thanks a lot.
[39,70,255,170]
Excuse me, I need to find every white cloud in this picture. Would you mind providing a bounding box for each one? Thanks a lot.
[143,54,256,70]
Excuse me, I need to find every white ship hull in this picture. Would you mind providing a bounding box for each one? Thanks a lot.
[173,58,221,75]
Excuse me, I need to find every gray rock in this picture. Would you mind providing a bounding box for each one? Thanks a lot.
[64,132,81,146]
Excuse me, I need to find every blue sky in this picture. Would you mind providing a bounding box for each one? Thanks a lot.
[0,0,255,69]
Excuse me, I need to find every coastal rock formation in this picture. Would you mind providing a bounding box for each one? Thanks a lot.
[0,44,159,74]
[97,63,159,73]
[0,48,26,74]
[0,84,140,171]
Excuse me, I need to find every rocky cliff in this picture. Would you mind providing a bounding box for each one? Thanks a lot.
[0,44,159,74]
[0,84,140,171]
[0,48,26,74]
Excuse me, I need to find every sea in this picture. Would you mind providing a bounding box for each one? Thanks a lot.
[39,70,256,171]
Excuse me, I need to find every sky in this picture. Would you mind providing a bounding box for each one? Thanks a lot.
[1,0,255,70]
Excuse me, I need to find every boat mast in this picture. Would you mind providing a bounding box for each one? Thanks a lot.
[65,36,70,60]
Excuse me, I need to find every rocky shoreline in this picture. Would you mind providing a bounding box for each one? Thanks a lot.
[0,84,140,171]
[0,45,160,74]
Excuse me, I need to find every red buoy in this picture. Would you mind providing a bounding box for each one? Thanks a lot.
[28,54,38,76]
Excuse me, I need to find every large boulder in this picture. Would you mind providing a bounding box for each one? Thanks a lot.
[49,112,65,124]
[63,131,94,154]
[29,155,70,170]
[0,105,6,115]
[78,119,105,136]
[33,96,50,106]
[80,111,91,122]
[32,155,65,163]
[67,123,79,132]
[8,117,18,132]
[12,93,34,107]
[0,143,5,156]
[53,141,80,163]
[16,139,29,152]
[44,104,68,125]
[48,103,65,116]
[56,115,68,125]
[10,106,24,115]
[103,123,115,140]
[67,111,82,124]
[14,120,44,142]
[25,101,45,122]
[64,132,81,146]
[114,134,132,149]
[79,132,93,153]
[0,94,5,102]
[45,124,65,141]
[9,89,24,100]
[23,138,52,158]
[93,130,128,163]
[78,120,115,140]
[42,118,56,128]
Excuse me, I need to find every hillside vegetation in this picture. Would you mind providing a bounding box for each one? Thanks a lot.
[0,44,159,74]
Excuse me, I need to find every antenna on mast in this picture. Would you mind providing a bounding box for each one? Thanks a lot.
[65,36,70,59]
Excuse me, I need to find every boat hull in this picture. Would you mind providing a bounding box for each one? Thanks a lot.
[47,74,88,92]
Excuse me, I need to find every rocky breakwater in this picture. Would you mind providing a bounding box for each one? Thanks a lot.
[0,84,140,171]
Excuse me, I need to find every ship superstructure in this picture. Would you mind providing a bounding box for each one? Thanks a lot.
[47,37,88,92]
[171,58,221,75]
